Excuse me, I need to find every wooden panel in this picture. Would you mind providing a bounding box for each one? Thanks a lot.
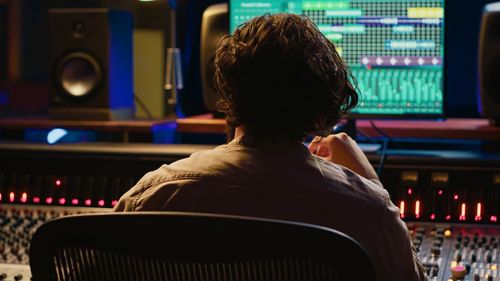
[175,115,500,141]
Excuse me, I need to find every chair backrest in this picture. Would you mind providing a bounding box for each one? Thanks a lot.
[30,212,376,281]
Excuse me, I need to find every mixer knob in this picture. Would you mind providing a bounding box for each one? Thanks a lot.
[471,244,476,250]
[14,274,22,281]
[456,253,462,262]
[10,246,18,255]
[465,263,471,274]
[431,246,441,256]
[487,254,492,263]
[416,233,424,241]
[0,273,6,281]
[451,265,467,279]
[474,274,480,281]
[455,243,461,250]
[487,275,493,281]
[471,254,477,262]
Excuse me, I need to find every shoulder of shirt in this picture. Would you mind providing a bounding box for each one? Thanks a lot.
[135,144,238,187]
[313,157,392,209]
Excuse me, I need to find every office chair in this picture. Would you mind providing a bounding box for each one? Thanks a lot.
[30,212,376,281]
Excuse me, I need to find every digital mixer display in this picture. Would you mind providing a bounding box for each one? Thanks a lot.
[229,0,445,116]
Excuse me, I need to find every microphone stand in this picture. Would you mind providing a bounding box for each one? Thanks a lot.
[164,0,183,116]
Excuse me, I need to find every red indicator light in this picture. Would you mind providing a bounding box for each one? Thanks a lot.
[491,216,498,222]
[111,200,118,207]
[20,193,28,203]
[46,197,53,204]
[9,192,15,202]
[453,194,459,200]
[407,188,413,196]
[438,190,443,196]
[0,193,2,201]
[475,203,482,221]
[415,200,421,219]
[98,200,105,207]
[430,213,436,220]
[446,215,452,221]
[399,201,405,219]
[55,179,62,187]
[59,198,66,205]
[459,203,466,221]
[84,199,92,206]
[71,198,79,205]
[33,197,40,203]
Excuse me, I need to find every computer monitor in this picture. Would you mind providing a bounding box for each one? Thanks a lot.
[229,0,445,117]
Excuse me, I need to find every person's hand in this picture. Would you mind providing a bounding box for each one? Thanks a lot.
[308,133,379,181]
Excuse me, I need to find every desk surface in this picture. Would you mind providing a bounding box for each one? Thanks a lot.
[0,117,175,132]
[176,114,500,141]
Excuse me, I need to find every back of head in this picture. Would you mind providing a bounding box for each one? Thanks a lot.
[214,13,358,142]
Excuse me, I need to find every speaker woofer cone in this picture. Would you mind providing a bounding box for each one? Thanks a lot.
[58,52,101,98]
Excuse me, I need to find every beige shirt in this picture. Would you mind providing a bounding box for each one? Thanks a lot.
[114,137,426,281]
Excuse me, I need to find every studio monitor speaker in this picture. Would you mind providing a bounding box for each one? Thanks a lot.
[49,8,134,120]
[479,3,500,126]
[200,3,228,114]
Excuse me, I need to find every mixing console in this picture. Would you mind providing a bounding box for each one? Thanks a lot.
[409,223,500,281]
[3,203,500,281]
[0,204,110,281]
[0,143,499,280]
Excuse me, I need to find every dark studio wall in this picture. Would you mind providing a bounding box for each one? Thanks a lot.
[445,0,493,118]
[0,2,6,81]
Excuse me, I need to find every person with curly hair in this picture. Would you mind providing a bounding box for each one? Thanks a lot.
[115,13,426,281]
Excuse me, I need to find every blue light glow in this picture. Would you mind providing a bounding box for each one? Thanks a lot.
[47,128,68,144]
[485,2,500,12]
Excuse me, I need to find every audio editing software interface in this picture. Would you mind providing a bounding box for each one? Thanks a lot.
[230,0,444,116]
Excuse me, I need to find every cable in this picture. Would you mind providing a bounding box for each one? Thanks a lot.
[134,93,154,119]
[369,120,391,177]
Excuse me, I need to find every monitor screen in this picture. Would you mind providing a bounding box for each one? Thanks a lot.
[229,0,445,117]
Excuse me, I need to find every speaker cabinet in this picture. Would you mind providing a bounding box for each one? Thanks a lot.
[479,3,500,126]
[200,3,228,114]
[49,8,134,120]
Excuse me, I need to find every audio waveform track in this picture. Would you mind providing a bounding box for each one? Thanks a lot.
[352,67,443,115]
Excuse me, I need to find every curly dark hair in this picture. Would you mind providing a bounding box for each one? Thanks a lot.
[214,13,358,142]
